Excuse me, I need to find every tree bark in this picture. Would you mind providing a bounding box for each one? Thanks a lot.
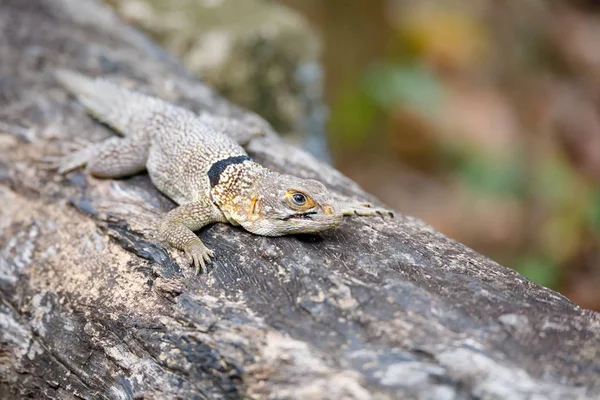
[0,1,598,399]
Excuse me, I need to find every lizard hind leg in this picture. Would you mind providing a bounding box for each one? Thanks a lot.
[56,133,150,177]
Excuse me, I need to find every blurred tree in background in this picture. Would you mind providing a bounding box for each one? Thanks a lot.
[111,0,600,310]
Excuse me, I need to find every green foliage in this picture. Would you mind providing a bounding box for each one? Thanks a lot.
[513,255,561,289]
[590,189,600,234]
[363,63,444,114]
[329,62,445,148]
[445,143,525,198]
[328,85,378,147]
[534,157,576,204]
[459,156,524,197]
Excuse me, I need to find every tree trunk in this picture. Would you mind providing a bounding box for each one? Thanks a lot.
[0,1,598,399]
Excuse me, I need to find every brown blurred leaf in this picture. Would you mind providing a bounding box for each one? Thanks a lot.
[398,4,490,71]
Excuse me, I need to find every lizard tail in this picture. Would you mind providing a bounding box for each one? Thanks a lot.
[55,69,158,136]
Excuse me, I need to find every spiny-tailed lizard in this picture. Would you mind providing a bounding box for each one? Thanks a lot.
[49,70,393,271]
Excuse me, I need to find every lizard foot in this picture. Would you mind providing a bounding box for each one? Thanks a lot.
[184,242,215,273]
[56,146,97,174]
[36,139,95,174]
[341,202,394,219]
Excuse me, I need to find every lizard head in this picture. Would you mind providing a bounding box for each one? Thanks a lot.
[239,173,344,236]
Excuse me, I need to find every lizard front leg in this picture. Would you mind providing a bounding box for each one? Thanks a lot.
[158,201,227,272]
[339,201,394,218]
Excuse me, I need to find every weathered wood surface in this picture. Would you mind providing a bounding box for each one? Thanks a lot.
[0,1,598,399]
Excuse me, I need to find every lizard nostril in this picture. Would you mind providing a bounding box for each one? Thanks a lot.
[324,205,334,215]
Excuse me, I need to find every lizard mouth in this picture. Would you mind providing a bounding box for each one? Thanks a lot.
[280,212,318,221]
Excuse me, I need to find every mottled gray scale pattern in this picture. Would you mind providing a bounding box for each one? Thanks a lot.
[211,161,269,224]
[144,106,248,204]
[54,70,393,272]
[87,133,150,178]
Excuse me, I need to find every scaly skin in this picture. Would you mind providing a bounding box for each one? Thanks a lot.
[51,70,393,272]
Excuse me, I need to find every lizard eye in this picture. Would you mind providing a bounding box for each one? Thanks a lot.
[285,190,314,210]
[292,193,307,206]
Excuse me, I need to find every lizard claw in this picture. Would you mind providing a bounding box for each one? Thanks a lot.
[59,138,90,153]
[36,155,62,171]
[184,242,215,274]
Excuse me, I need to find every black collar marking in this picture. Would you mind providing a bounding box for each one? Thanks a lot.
[208,155,252,188]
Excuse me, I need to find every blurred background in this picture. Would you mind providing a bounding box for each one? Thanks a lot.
[108,0,600,311]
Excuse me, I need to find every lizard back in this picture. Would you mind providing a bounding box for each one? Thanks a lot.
[145,108,248,204]
[55,70,248,204]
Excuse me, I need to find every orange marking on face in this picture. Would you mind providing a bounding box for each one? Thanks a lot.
[250,197,260,215]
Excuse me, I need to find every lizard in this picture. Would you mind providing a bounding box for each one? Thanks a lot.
[49,70,394,272]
